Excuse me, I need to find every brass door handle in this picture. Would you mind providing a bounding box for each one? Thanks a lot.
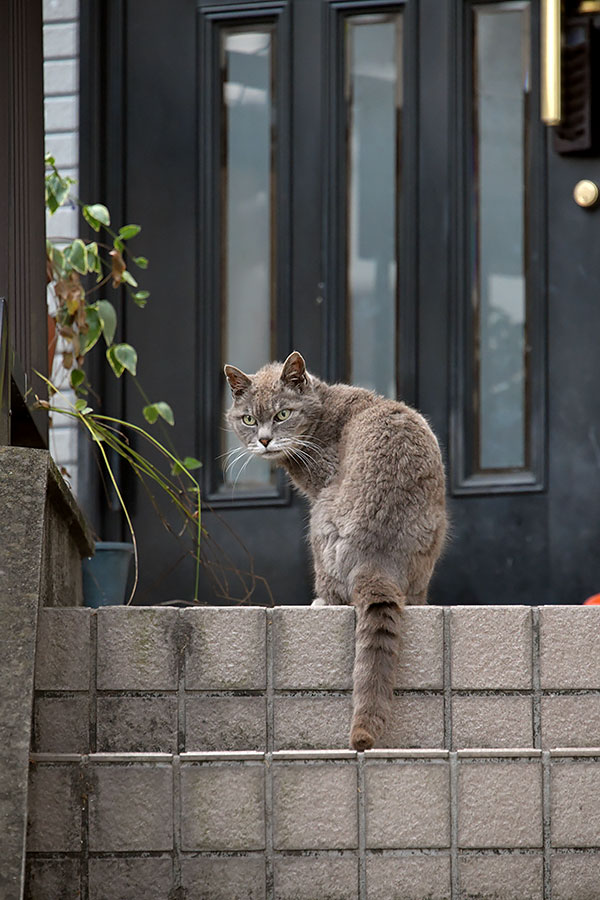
[541,0,561,125]
[573,180,599,208]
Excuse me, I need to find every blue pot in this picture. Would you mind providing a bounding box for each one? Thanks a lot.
[82,541,134,608]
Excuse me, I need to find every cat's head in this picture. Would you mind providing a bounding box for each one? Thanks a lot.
[224,351,321,461]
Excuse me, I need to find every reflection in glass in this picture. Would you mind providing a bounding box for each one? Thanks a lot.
[220,28,277,491]
[473,3,530,470]
[346,14,402,398]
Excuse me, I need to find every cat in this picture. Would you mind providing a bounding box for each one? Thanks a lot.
[224,351,447,751]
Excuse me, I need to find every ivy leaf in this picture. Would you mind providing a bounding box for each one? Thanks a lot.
[111,343,137,376]
[133,290,149,308]
[121,270,138,288]
[143,401,174,426]
[80,307,102,356]
[66,239,87,275]
[118,224,141,240]
[74,398,93,415]
[82,203,110,232]
[106,345,124,377]
[171,456,203,475]
[133,256,148,269]
[70,368,86,390]
[86,242,101,274]
[96,299,117,347]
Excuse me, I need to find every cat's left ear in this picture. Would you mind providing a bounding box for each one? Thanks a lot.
[281,351,308,390]
[224,364,252,398]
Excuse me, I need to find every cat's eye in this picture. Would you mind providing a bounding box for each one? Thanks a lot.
[275,409,292,422]
[242,414,257,426]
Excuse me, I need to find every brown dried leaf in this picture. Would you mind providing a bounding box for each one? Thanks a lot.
[110,249,126,287]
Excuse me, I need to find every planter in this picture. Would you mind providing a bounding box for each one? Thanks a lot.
[82,541,134,608]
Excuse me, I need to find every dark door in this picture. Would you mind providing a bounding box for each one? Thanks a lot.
[83,0,600,606]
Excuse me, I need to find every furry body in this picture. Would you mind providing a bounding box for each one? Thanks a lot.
[225,352,447,750]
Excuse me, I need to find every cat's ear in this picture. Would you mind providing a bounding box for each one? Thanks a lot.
[224,365,252,398]
[280,351,308,390]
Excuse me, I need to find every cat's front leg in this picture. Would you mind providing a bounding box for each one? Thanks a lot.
[311,597,329,607]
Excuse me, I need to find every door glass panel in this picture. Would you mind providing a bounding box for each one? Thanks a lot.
[473,2,530,471]
[346,13,402,398]
[219,27,277,492]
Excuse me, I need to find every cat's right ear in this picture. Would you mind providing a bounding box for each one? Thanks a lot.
[280,351,308,390]
[224,365,252,398]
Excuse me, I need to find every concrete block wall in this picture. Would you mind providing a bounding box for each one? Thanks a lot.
[26,605,600,899]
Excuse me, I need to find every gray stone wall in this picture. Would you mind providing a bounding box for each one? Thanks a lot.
[25,604,600,899]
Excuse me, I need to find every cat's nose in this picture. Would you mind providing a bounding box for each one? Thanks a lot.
[259,437,272,447]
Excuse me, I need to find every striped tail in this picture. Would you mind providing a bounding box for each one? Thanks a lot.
[350,571,404,751]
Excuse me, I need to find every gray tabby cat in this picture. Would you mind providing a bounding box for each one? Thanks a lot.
[224,351,447,751]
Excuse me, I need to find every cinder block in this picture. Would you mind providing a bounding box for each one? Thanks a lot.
[382,694,445,749]
[88,858,173,900]
[43,22,78,58]
[273,856,358,900]
[272,762,358,849]
[27,764,80,852]
[186,695,266,752]
[45,204,78,239]
[44,59,78,95]
[43,0,78,21]
[540,608,600,689]
[365,760,450,849]
[96,695,177,753]
[183,608,266,690]
[35,608,91,690]
[44,133,78,169]
[33,695,89,753]
[181,763,265,850]
[457,760,542,848]
[88,763,173,851]
[541,694,600,748]
[273,607,355,689]
[96,608,180,690]
[458,853,543,899]
[396,607,444,688]
[274,695,352,750]
[25,858,80,900]
[450,607,532,690]
[366,854,451,900]
[551,851,600,900]
[181,857,266,900]
[551,759,600,847]
[44,97,78,132]
[452,695,533,750]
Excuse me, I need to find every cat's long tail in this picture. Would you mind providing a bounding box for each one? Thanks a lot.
[350,570,404,751]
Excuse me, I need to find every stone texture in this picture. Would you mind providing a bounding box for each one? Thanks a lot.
[365,761,450,849]
[551,852,600,900]
[35,608,91,690]
[27,764,80,852]
[33,695,89,753]
[457,760,543,848]
[181,763,265,850]
[43,22,77,57]
[381,694,445,749]
[541,694,600,748]
[43,0,78,20]
[273,856,358,900]
[452,695,533,750]
[551,759,600,847]
[88,763,173,851]
[44,59,78,95]
[183,607,266,690]
[366,854,451,900]
[185,694,266,752]
[96,695,178,753]
[88,858,173,900]
[450,607,532,690]
[458,853,543,899]
[272,762,358,849]
[96,607,180,690]
[44,96,78,131]
[274,695,353,750]
[181,857,266,900]
[45,132,78,168]
[396,606,444,688]
[273,606,355,689]
[539,607,600,689]
[25,858,80,900]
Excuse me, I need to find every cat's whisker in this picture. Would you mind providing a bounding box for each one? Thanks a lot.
[231,452,254,493]
[224,449,250,477]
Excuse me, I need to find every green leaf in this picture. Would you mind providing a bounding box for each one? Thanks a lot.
[96,299,117,347]
[51,245,65,272]
[113,237,124,252]
[112,343,137,376]
[106,345,124,377]
[74,398,93,415]
[143,401,174,427]
[86,242,101,274]
[133,256,148,269]
[121,270,138,288]
[66,239,87,275]
[80,307,102,356]
[132,290,149,308]
[70,368,85,390]
[82,203,110,231]
[118,224,141,240]
[171,456,203,476]
[45,172,71,212]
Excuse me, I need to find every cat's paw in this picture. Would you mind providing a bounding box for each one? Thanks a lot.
[350,725,375,752]
[311,597,328,607]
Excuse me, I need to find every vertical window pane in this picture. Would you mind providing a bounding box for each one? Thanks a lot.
[220,28,277,491]
[474,3,530,470]
[346,14,402,398]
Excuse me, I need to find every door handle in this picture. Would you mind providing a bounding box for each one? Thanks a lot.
[541,0,561,125]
